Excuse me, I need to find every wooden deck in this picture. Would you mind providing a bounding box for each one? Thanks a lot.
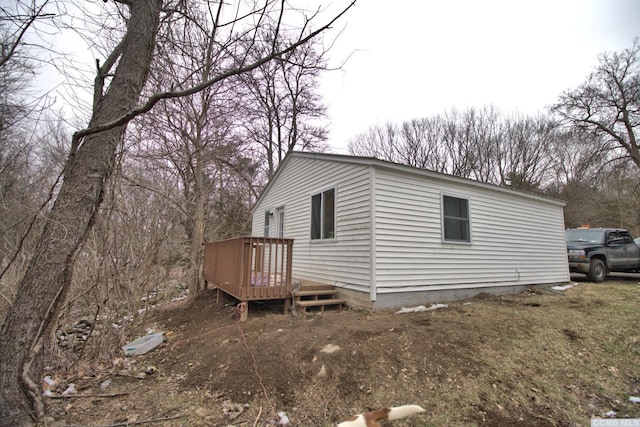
[203,237,294,320]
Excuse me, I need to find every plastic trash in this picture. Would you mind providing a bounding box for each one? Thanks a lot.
[395,304,448,314]
[43,376,56,397]
[552,284,576,291]
[62,384,76,395]
[277,411,290,426]
[320,344,341,354]
[122,332,163,356]
[630,396,640,403]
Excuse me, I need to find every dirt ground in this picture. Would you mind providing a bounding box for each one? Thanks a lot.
[46,275,640,426]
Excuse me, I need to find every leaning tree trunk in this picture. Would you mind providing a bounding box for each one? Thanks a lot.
[0,1,161,425]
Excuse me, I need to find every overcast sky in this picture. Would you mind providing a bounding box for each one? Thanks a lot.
[320,0,640,152]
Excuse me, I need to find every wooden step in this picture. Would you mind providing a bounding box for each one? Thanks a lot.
[297,283,335,291]
[295,298,346,314]
[293,289,337,297]
[296,298,346,307]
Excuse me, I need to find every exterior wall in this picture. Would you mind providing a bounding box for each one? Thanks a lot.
[252,155,373,291]
[372,167,569,301]
[252,153,570,309]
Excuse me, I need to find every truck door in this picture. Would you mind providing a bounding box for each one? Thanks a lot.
[620,231,640,268]
[606,231,627,269]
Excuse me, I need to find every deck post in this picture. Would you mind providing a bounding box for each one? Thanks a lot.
[237,302,248,322]
[284,297,291,314]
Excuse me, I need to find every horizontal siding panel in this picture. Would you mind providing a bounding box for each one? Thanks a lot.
[252,153,569,302]
[373,167,568,292]
[253,156,373,288]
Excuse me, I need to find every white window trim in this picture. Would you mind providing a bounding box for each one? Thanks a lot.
[275,206,285,238]
[440,192,472,244]
[310,185,337,242]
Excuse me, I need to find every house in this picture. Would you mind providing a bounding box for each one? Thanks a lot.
[251,151,570,309]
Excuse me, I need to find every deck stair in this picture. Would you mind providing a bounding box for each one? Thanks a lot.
[292,284,346,314]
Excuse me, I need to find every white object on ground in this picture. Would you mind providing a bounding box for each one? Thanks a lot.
[552,283,577,291]
[122,332,163,356]
[277,411,290,425]
[395,304,448,314]
[338,405,425,427]
[62,384,76,395]
[320,344,341,354]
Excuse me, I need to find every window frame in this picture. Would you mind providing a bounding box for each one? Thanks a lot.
[441,193,472,244]
[310,186,336,242]
[276,206,285,238]
[263,210,271,237]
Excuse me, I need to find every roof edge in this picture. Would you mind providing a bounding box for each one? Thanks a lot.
[260,151,565,207]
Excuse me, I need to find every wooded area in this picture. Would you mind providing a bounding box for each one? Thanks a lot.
[0,0,638,424]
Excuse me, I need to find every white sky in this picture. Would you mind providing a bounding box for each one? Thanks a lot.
[320,0,640,152]
[17,0,640,153]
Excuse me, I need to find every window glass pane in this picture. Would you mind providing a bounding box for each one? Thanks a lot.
[443,195,470,242]
[445,218,470,241]
[278,210,285,238]
[323,188,335,239]
[444,196,468,219]
[311,194,321,239]
[264,211,270,237]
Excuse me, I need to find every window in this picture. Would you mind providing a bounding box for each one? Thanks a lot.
[442,194,471,242]
[264,211,271,237]
[311,188,335,240]
[276,208,285,238]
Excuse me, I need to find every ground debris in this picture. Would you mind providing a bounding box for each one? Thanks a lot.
[44,283,640,426]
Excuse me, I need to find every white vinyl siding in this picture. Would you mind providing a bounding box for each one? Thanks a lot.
[373,168,568,294]
[252,155,372,290]
[252,152,569,302]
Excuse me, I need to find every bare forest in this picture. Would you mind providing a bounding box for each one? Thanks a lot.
[0,0,638,425]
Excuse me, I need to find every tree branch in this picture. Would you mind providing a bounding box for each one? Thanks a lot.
[72,1,356,145]
[0,0,53,69]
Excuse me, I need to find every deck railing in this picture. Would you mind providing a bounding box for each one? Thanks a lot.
[203,237,294,301]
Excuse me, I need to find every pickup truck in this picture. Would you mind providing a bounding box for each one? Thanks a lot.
[566,228,640,282]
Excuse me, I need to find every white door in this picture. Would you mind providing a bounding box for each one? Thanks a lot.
[275,207,285,238]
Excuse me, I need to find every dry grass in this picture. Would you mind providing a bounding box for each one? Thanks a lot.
[46,278,640,426]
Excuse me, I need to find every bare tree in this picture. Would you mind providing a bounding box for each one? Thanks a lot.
[495,114,554,191]
[238,30,329,178]
[347,107,554,192]
[0,0,354,423]
[1,2,163,423]
[398,118,446,170]
[0,1,65,318]
[347,121,403,163]
[0,0,54,69]
[552,39,640,169]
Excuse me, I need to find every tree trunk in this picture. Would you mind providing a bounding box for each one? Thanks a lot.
[188,154,205,296]
[0,1,161,425]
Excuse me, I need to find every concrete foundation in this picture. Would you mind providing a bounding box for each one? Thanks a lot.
[338,284,536,310]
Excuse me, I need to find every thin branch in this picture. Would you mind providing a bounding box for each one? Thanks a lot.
[0,0,53,69]
[71,1,356,145]
[45,392,129,399]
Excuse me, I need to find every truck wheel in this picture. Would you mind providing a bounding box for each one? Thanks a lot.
[587,259,607,282]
